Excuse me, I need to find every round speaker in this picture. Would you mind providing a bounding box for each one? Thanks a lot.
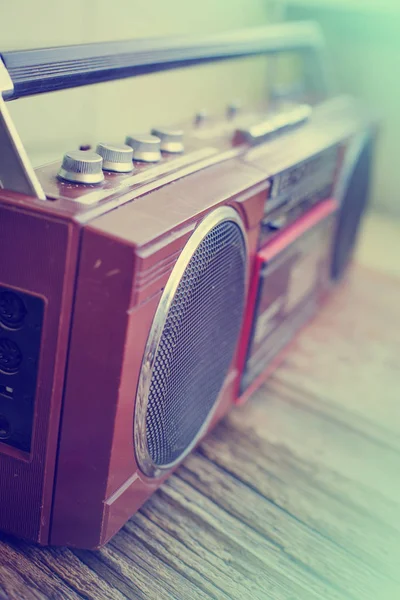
[331,134,374,281]
[134,206,247,477]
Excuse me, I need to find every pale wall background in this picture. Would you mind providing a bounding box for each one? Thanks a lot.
[1,0,270,167]
[285,0,400,216]
[1,0,399,216]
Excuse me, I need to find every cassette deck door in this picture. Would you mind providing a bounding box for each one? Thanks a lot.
[240,198,337,397]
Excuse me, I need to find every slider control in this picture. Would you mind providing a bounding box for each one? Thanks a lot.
[234,104,312,146]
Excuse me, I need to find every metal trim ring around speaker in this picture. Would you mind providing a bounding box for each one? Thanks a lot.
[134,205,248,478]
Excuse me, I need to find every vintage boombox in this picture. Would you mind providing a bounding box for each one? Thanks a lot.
[0,23,375,548]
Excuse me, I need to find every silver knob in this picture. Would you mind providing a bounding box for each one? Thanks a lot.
[151,127,184,154]
[125,134,161,163]
[58,150,104,184]
[96,142,133,173]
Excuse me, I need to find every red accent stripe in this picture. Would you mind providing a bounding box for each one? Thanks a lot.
[235,197,338,404]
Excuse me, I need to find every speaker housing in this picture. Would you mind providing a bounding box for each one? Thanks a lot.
[48,159,266,549]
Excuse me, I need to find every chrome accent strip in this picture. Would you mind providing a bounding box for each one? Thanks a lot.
[134,206,247,478]
[0,60,45,199]
[236,104,312,145]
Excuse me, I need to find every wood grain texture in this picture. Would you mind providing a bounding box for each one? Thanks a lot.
[1,259,399,599]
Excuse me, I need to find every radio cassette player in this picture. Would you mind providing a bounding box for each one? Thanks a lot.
[0,22,376,548]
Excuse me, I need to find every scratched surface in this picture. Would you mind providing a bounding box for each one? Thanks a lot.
[0,259,399,599]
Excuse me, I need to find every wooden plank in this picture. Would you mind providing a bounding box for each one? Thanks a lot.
[0,537,81,600]
[73,548,146,600]
[177,453,383,600]
[109,530,213,600]
[279,267,400,440]
[76,540,197,600]
[1,244,400,600]
[275,265,400,439]
[199,419,400,583]
[124,514,234,600]
[240,383,400,519]
[129,476,344,600]
[270,372,400,455]
[4,541,128,600]
[0,565,44,600]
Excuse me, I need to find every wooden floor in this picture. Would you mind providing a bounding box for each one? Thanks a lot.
[1,215,399,600]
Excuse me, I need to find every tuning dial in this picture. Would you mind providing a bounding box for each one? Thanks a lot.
[125,134,161,163]
[151,128,184,154]
[96,143,133,173]
[58,150,104,184]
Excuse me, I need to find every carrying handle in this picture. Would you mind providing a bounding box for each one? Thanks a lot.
[0,21,332,199]
[1,21,332,101]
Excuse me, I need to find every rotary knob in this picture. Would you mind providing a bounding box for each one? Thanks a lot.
[96,142,133,173]
[125,134,161,163]
[58,150,104,184]
[151,128,184,154]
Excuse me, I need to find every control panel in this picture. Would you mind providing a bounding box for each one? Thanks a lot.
[35,102,314,207]
[57,128,186,184]
[258,145,339,248]
[0,286,44,452]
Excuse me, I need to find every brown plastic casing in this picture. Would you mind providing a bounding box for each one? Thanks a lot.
[0,200,79,543]
[0,96,373,548]
[51,159,267,549]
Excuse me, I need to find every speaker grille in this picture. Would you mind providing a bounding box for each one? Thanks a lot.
[332,137,373,280]
[135,208,247,476]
